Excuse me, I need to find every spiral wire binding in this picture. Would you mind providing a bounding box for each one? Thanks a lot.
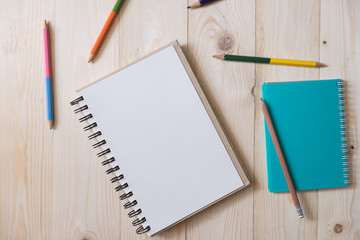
[102,157,115,166]
[70,96,151,234]
[88,131,102,140]
[337,81,350,184]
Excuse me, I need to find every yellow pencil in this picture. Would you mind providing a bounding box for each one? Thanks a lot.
[213,54,326,68]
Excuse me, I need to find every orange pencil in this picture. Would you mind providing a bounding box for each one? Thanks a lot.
[88,0,125,63]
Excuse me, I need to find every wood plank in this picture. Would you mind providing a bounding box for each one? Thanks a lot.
[53,0,187,239]
[187,0,255,239]
[318,1,360,239]
[52,1,122,238]
[0,0,55,239]
[254,0,321,239]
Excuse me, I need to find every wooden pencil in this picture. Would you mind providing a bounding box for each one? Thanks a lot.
[188,0,217,9]
[261,98,304,218]
[43,20,54,129]
[213,54,326,68]
[88,0,125,63]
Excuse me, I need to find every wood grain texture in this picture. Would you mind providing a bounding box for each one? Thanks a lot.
[187,0,255,240]
[52,0,187,239]
[1,0,359,239]
[318,1,360,239]
[254,0,321,239]
[0,0,55,239]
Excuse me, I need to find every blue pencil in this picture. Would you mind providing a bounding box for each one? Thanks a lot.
[188,0,217,8]
[43,20,54,129]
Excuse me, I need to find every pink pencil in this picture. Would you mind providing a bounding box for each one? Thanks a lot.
[43,20,54,129]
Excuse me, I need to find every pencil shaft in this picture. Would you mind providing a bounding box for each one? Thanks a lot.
[90,11,117,56]
[270,58,316,67]
[112,0,124,13]
[261,99,300,206]
[43,23,51,77]
[43,21,54,129]
[223,54,320,67]
[46,77,54,122]
[224,54,270,63]
[200,0,216,5]
[89,0,124,62]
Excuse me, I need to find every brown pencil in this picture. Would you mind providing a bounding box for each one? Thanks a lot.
[261,98,304,218]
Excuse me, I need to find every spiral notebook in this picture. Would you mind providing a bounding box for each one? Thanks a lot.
[262,79,349,193]
[70,41,249,236]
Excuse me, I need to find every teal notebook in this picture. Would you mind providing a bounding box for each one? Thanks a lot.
[262,79,349,192]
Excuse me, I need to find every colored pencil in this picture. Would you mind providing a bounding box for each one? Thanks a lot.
[43,20,54,129]
[188,0,217,9]
[88,0,125,63]
[213,54,326,68]
[261,99,304,218]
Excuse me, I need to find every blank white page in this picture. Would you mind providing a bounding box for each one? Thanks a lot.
[77,44,245,236]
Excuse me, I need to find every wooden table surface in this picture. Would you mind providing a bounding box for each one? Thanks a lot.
[1,0,359,239]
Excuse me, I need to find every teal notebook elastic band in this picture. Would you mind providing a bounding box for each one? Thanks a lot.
[262,79,349,192]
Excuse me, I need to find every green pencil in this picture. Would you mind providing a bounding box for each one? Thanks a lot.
[213,54,326,67]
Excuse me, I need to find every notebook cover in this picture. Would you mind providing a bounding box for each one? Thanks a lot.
[262,79,348,192]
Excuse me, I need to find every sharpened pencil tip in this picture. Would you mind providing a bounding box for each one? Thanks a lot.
[88,54,95,63]
[188,2,201,8]
[213,54,225,60]
[316,62,327,68]
[49,120,54,130]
